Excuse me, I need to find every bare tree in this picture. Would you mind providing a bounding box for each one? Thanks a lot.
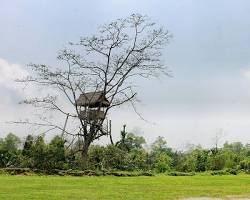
[212,128,225,153]
[16,14,171,164]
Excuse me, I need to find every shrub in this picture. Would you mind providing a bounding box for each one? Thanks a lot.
[107,170,153,177]
[207,153,226,170]
[88,145,105,170]
[126,149,148,171]
[240,159,250,172]
[103,145,127,170]
[1,168,32,175]
[154,152,172,173]
[167,171,195,176]
[210,168,238,176]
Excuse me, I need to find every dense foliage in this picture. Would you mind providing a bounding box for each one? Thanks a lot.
[0,132,249,174]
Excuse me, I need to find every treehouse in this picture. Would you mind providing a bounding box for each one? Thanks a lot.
[75,91,110,121]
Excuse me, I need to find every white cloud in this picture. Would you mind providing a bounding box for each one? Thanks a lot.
[0,58,76,139]
[0,58,29,88]
[241,68,250,79]
[0,59,36,136]
[0,58,46,102]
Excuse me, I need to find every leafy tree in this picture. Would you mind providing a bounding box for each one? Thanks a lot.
[195,150,208,172]
[22,135,34,157]
[148,137,173,171]
[154,152,172,173]
[171,151,184,171]
[32,135,48,170]
[116,130,146,152]
[179,153,196,172]
[245,144,250,157]
[207,151,226,170]
[46,136,66,170]
[125,133,146,150]
[223,150,242,169]
[151,136,173,156]
[126,148,148,170]
[103,145,127,170]
[224,142,244,154]
[240,158,250,172]
[0,133,21,167]
[3,133,21,151]
[88,145,105,170]
[20,135,35,168]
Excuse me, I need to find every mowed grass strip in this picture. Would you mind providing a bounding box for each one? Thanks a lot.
[0,175,249,200]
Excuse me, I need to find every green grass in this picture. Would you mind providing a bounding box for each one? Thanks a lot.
[0,175,249,200]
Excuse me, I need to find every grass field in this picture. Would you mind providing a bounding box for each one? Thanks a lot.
[0,175,249,200]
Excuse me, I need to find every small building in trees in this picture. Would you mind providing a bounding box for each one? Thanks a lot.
[75,91,110,121]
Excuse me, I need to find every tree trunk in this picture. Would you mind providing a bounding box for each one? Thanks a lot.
[81,139,91,169]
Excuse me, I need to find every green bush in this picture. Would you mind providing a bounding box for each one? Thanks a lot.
[154,152,172,173]
[66,170,100,176]
[167,171,195,176]
[139,171,154,176]
[106,170,153,177]
[210,168,238,176]
[240,159,250,172]
[103,145,127,170]
[0,168,32,175]
[126,149,148,171]
[207,153,226,171]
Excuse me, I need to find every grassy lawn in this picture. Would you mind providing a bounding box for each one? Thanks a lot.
[0,174,249,200]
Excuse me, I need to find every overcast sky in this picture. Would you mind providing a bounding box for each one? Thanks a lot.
[1,0,250,149]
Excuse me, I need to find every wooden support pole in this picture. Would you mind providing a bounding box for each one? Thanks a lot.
[109,120,114,145]
[61,113,69,137]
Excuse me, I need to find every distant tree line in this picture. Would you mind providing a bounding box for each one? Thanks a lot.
[0,130,249,174]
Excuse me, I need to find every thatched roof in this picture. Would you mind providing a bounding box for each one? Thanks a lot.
[76,91,110,108]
